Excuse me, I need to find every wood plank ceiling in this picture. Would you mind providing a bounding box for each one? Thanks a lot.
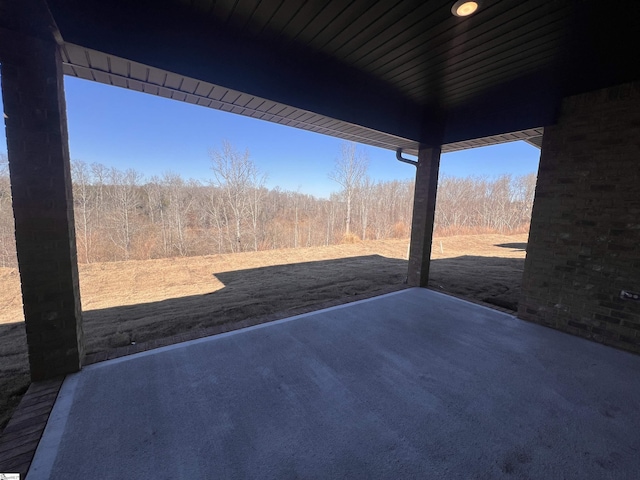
[193,0,569,107]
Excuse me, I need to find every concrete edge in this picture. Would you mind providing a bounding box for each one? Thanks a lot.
[0,377,65,478]
[24,375,81,480]
[84,287,414,371]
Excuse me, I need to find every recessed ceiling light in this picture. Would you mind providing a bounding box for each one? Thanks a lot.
[451,1,479,17]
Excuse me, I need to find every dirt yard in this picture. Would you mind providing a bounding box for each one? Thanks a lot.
[0,233,527,431]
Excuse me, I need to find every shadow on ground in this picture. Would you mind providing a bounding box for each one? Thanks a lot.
[0,321,30,431]
[495,242,527,251]
[429,255,525,310]
[1,253,526,432]
[82,255,408,355]
[81,254,527,355]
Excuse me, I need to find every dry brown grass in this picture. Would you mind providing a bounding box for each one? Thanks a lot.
[0,233,527,431]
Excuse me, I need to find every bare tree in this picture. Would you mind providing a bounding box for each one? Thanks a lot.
[108,167,142,260]
[358,175,374,240]
[433,173,538,235]
[33,149,538,264]
[142,176,167,256]
[203,184,226,254]
[329,142,369,237]
[248,183,266,252]
[512,173,537,228]
[209,140,265,252]
[161,172,195,256]
[0,154,16,267]
[71,160,95,263]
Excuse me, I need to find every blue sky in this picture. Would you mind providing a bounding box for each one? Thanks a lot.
[1,76,540,198]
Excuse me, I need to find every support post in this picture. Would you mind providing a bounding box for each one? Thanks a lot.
[1,34,84,380]
[407,146,441,287]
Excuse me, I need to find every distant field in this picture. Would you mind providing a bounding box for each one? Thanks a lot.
[0,233,527,431]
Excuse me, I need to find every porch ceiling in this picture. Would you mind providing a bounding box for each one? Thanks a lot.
[61,43,543,156]
[41,0,639,150]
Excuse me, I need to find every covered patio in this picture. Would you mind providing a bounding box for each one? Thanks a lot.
[26,289,640,479]
[1,0,639,477]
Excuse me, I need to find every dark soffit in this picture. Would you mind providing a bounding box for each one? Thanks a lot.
[60,43,543,156]
[44,0,640,146]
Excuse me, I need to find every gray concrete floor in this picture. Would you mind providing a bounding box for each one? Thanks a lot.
[28,288,640,479]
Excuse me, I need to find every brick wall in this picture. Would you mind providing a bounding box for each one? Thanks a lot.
[1,35,84,379]
[408,147,440,287]
[519,82,640,353]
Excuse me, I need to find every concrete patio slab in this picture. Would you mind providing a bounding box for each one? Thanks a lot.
[27,288,640,479]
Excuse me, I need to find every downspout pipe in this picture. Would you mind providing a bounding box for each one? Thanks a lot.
[396,148,418,167]
[396,148,419,283]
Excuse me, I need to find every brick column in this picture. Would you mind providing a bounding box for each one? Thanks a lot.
[1,35,84,380]
[407,146,441,287]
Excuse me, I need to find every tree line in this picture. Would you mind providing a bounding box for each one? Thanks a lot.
[0,144,536,267]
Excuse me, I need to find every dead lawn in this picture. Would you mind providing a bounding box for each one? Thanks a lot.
[0,233,527,431]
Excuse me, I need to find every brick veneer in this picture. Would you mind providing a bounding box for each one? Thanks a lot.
[1,34,84,379]
[519,82,640,353]
[408,146,441,287]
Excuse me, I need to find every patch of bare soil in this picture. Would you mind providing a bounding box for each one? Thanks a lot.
[0,233,527,431]
[429,235,527,310]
